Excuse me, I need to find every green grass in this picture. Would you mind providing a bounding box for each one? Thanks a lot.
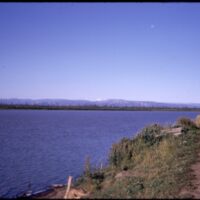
[75,117,200,199]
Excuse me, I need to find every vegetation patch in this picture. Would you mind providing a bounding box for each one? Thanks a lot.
[75,116,200,199]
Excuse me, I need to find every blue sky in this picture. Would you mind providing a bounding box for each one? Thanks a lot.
[0,3,200,103]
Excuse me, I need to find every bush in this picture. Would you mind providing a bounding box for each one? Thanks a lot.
[138,124,163,145]
[176,117,196,129]
[90,170,105,190]
[195,115,200,128]
[109,137,133,169]
[109,124,163,169]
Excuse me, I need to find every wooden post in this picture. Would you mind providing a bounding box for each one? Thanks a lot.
[64,176,72,199]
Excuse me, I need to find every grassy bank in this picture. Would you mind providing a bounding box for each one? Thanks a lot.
[74,116,200,199]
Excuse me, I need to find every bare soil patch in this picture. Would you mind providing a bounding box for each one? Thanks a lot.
[179,152,200,198]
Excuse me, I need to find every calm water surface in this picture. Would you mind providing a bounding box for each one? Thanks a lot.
[0,110,199,197]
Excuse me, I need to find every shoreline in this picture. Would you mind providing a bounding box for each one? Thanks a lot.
[18,184,67,199]
[1,105,200,112]
[21,183,88,199]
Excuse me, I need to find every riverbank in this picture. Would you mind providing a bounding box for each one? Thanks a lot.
[29,185,88,199]
[26,115,200,199]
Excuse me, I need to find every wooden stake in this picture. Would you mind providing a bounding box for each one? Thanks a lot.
[64,176,72,199]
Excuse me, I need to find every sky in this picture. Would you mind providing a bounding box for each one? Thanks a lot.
[0,3,200,103]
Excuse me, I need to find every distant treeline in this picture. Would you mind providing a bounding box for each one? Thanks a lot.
[0,104,200,111]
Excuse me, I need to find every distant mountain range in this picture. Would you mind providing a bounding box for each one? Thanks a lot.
[0,98,200,108]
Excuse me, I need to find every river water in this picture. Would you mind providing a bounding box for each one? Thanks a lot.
[0,110,199,197]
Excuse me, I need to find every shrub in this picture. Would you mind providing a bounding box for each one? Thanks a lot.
[109,124,163,169]
[195,115,200,128]
[109,137,133,169]
[176,117,196,129]
[90,170,105,190]
[138,124,163,146]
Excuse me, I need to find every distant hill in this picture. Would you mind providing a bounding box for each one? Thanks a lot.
[0,98,200,108]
